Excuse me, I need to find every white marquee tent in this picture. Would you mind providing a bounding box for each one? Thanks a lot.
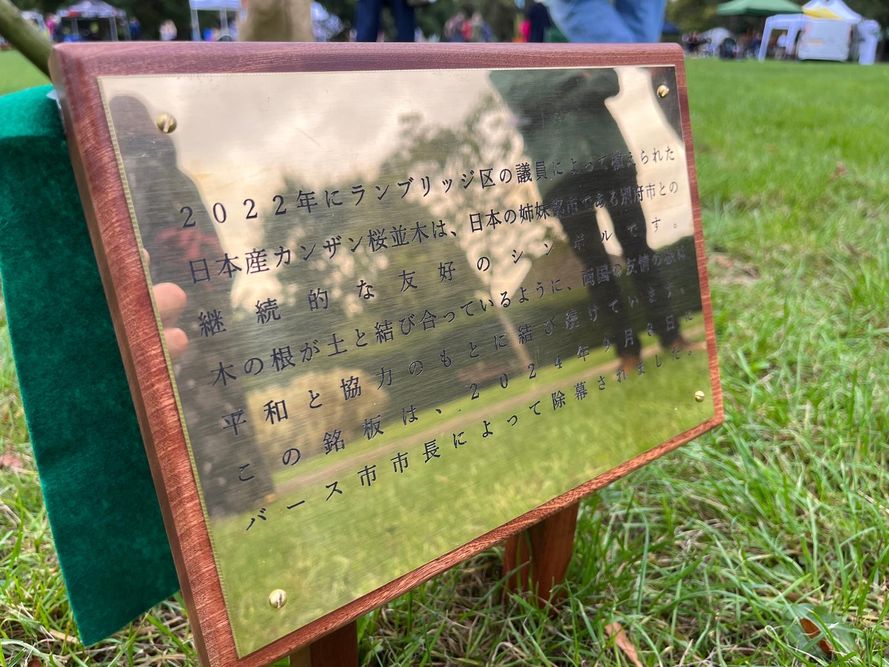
[57,0,129,40]
[758,0,881,64]
[189,0,241,40]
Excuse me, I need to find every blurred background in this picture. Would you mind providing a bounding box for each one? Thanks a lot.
[0,0,885,63]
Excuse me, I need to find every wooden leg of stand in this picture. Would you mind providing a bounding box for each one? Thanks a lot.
[285,505,577,665]
[289,621,359,667]
[503,502,579,605]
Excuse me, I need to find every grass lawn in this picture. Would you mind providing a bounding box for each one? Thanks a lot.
[2,58,888,665]
[0,50,49,97]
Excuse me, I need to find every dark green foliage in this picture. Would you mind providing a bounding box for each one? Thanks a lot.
[667,0,720,33]
[845,0,889,27]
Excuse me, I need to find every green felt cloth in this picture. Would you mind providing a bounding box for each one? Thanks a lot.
[0,86,178,645]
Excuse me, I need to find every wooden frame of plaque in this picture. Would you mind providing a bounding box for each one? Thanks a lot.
[51,42,722,666]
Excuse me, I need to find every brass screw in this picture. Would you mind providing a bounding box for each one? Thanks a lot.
[156,113,177,134]
[269,589,287,609]
[656,84,670,99]
[694,390,705,402]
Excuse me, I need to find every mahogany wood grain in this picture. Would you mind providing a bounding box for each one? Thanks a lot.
[49,42,723,667]
[289,622,358,667]
[503,502,580,605]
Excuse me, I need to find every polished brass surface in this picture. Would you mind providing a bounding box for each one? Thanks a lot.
[269,589,287,609]
[100,66,713,656]
[155,112,176,134]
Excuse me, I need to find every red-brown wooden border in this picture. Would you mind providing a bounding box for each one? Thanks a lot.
[49,42,723,667]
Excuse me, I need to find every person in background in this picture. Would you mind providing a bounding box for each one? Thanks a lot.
[518,15,530,41]
[463,9,492,42]
[444,9,467,41]
[548,0,665,43]
[355,0,416,41]
[44,13,57,40]
[159,19,177,41]
[749,30,762,58]
[527,1,552,43]
[775,31,788,59]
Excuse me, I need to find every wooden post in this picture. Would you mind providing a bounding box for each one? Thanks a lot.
[284,502,579,666]
[289,621,359,667]
[284,503,579,666]
[503,502,580,605]
[285,501,580,666]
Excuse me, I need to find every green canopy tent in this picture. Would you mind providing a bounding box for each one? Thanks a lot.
[717,0,801,16]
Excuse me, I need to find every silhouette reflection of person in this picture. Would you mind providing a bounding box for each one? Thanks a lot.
[491,69,685,369]
[109,96,274,517]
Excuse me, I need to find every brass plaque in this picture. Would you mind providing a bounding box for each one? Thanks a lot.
[99,65,714,657]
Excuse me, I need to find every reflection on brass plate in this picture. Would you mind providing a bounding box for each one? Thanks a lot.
[100,65,714,656]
